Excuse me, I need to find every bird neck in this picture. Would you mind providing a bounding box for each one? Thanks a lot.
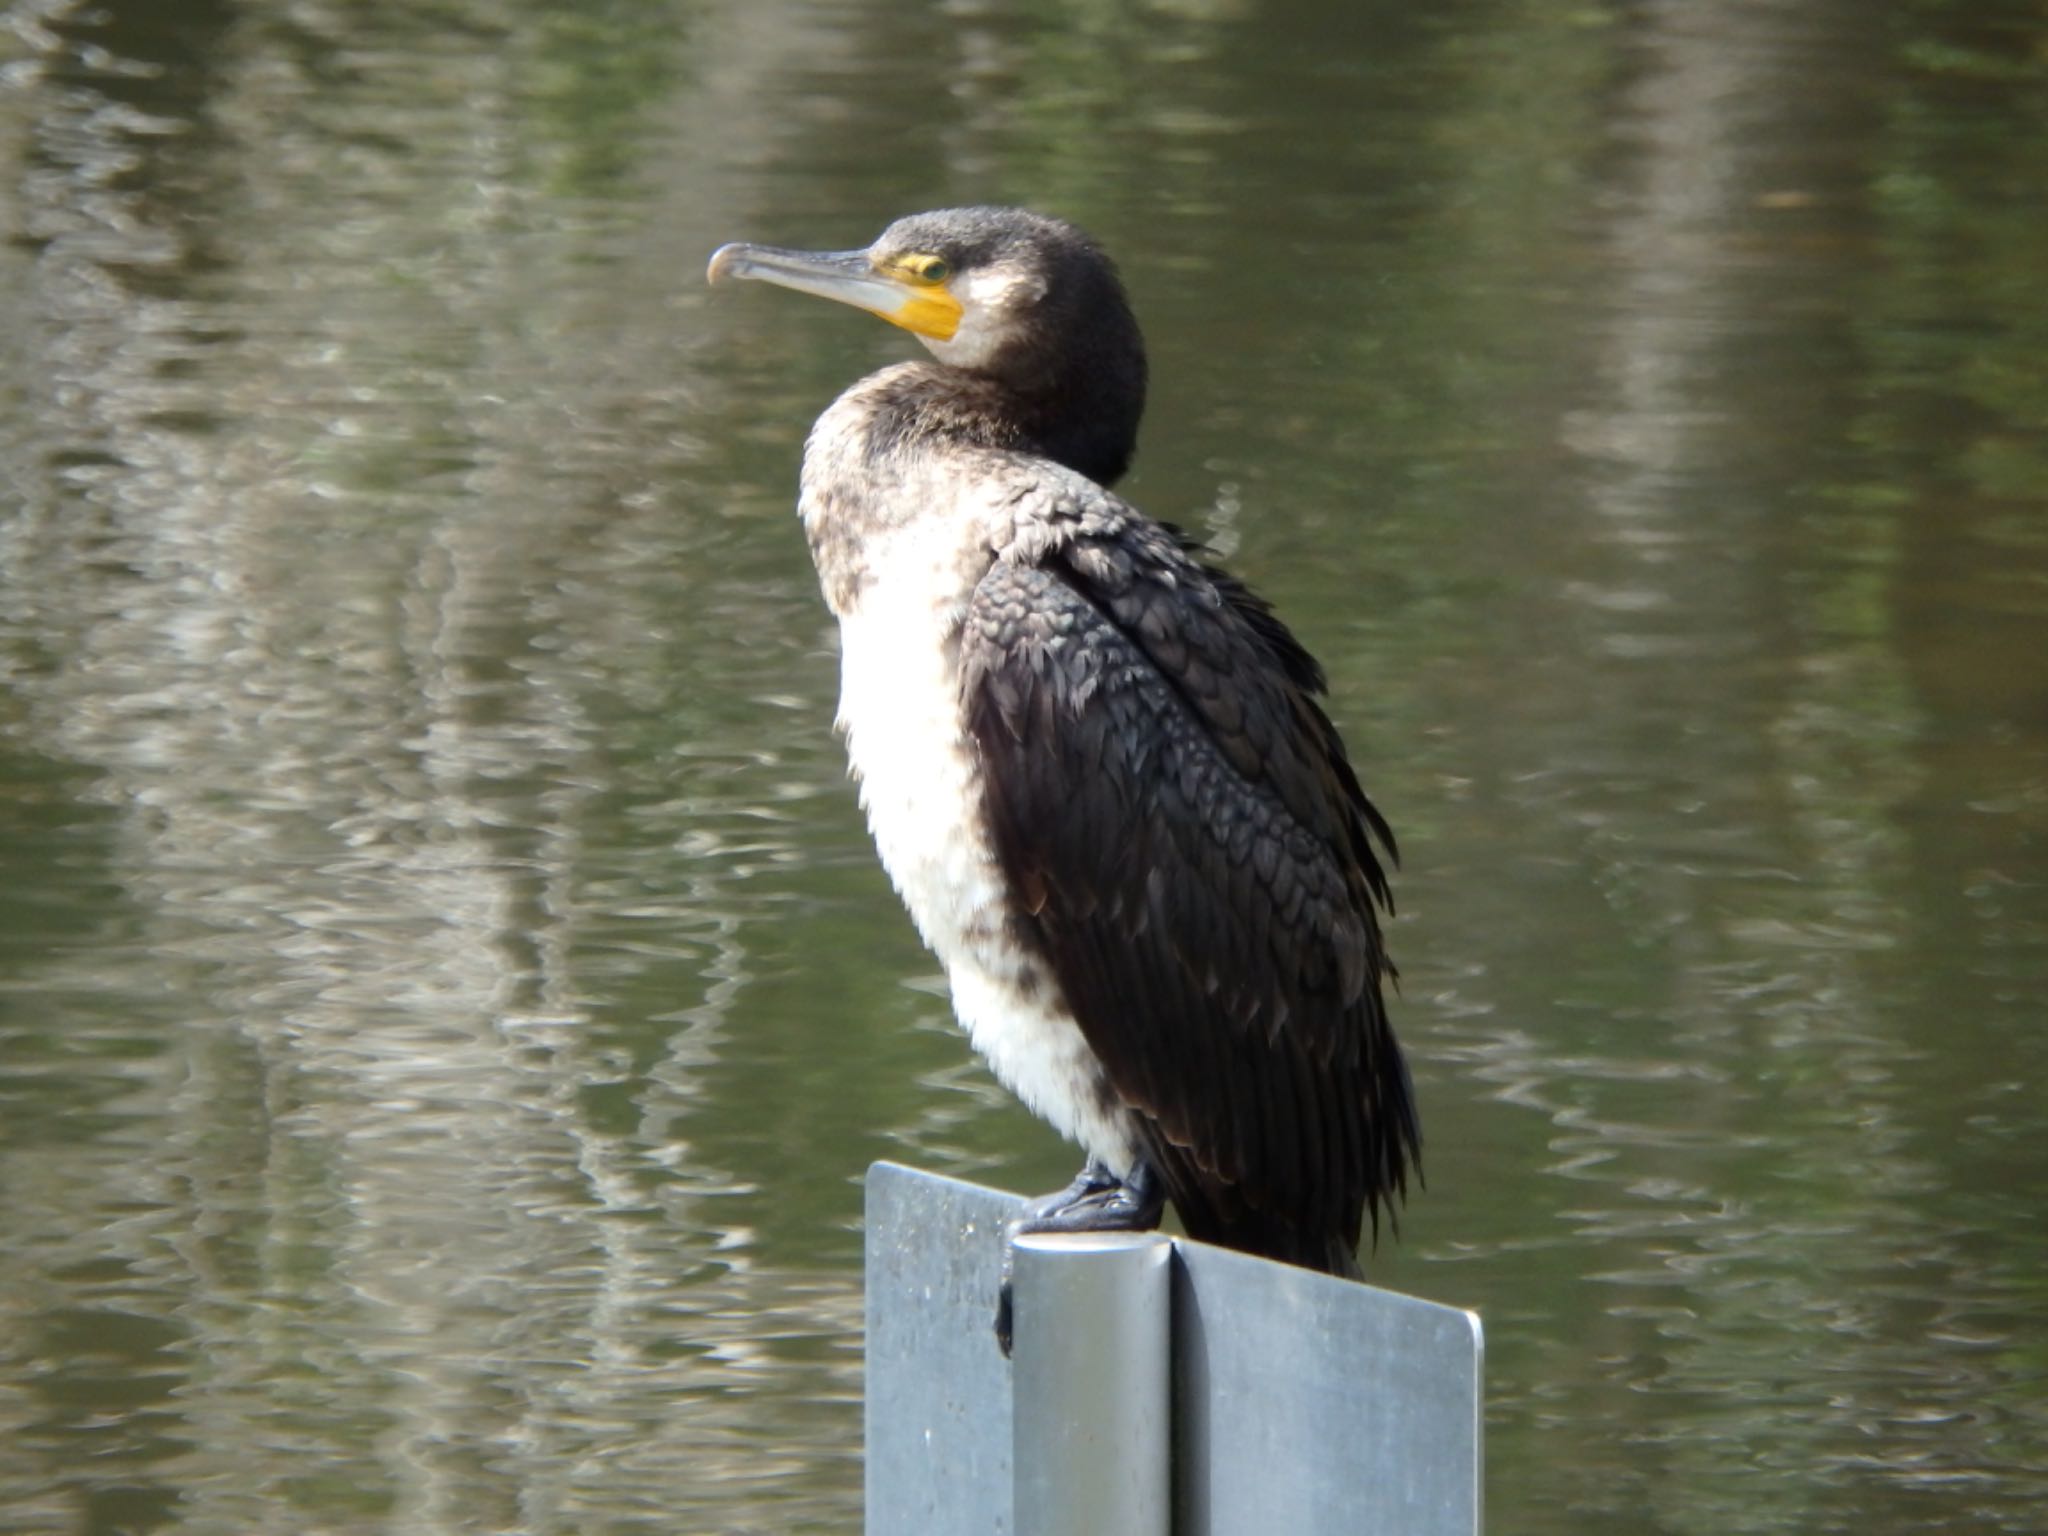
[885,339,1145,489]
[997,350,1146,488]
[796,350,1145,617]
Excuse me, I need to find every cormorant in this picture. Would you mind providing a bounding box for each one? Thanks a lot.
[707,207,1418,1329]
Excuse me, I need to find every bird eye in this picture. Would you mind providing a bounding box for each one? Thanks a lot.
[909,256,950,284]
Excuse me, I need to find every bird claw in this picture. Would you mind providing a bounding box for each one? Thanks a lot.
[993,1159,1164,1355]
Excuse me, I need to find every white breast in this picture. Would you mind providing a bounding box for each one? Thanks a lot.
[827,518,1137,1176]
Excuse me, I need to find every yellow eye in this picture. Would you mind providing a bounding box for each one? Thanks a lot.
[903,254,951,285]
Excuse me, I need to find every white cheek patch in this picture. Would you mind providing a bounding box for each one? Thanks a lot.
[921,263,1046,370]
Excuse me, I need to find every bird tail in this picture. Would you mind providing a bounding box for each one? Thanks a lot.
[1323,1235,1365,1282]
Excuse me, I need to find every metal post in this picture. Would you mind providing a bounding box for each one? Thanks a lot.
[1009,1230,1173,1536]
[865,1163,1481,1536]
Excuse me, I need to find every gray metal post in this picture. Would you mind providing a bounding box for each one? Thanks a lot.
[1009,1230,1173,1536]
[865,1163,1481,1536]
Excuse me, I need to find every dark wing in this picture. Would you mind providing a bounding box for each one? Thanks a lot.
[961,505,1418,1273]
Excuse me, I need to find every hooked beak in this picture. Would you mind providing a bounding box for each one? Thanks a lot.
[706,242,963,341]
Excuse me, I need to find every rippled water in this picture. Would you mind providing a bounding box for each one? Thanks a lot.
[2,1,2045,1532]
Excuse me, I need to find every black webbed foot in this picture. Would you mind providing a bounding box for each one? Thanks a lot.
[994,1158,1165,1354]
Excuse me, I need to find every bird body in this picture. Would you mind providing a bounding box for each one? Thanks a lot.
[709,207,1417,1282]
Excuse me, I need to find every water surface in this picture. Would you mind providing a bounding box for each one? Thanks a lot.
[2,1,2045,1531]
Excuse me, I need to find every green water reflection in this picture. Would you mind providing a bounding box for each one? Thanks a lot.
[1,0,2044,1531]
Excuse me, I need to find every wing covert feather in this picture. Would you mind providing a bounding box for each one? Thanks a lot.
[961,506,1416,1266]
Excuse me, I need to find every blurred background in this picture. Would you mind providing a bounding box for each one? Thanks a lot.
[2,0,2045,1531]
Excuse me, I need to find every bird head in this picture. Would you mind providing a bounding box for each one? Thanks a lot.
[708,206,1133,378]
[708,206,1147,483]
